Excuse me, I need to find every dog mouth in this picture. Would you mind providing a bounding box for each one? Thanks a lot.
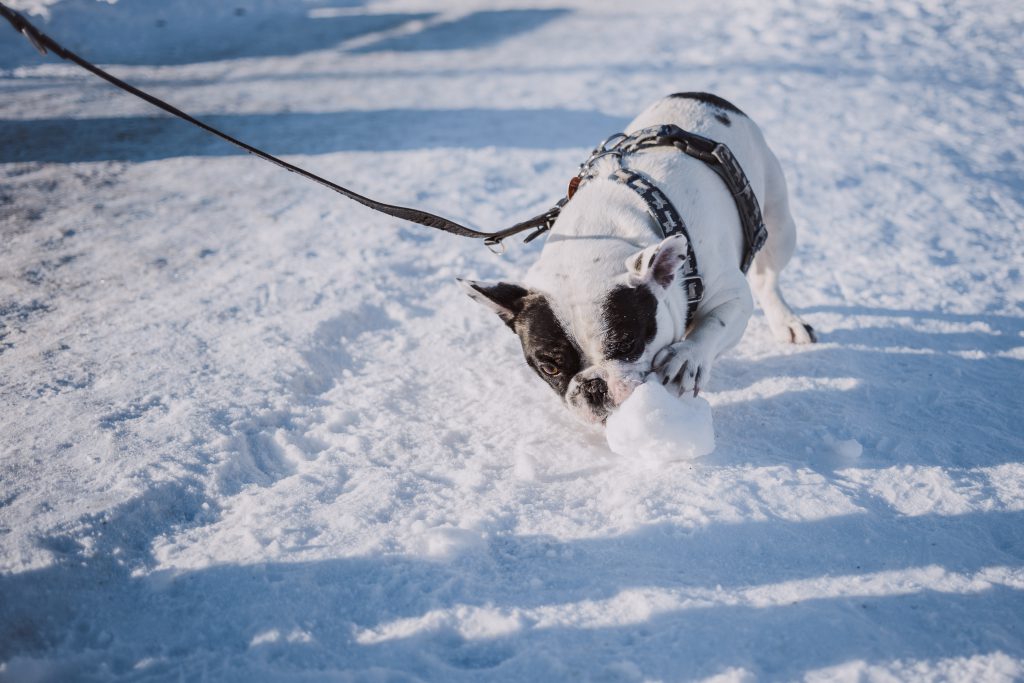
[566,370,647,425]
[608,375,645,407]
[567,397,612,426]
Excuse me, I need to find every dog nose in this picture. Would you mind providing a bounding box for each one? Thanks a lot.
[582,376,607,400]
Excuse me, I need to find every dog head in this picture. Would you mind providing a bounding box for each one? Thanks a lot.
[459,234,688,424]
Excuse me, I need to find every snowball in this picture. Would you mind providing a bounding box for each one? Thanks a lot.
[834,438,863,458]
[605,377,715,460]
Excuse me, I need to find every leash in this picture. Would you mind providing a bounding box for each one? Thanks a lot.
[0,2,557,253]
[0,4,768,270]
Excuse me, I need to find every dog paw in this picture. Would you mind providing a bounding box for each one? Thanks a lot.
[788,321,817,344]
[652,341,714,398]
[772,317,817,344]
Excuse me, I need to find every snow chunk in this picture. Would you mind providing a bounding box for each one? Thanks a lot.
[823,433,864,459]
[249,629,281,647]
[834,438,863,458]
[407,521,484,559]
[606,377,715,460]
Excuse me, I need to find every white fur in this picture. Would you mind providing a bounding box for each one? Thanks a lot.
[526,96,813,409]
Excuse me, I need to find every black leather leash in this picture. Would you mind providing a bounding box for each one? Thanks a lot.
[0,2,557,252]
[0,3,768,267]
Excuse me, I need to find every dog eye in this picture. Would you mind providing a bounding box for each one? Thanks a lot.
[539,363,560,376]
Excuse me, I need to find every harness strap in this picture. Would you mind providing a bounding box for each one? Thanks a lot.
[618,125,768,273]
[608,169,704,311]
[548,125,768,274]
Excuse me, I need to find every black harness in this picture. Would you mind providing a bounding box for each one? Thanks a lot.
[518,125,768,317]
[533,124,768,278]
[606,167,707,307]
[0,3,767,294]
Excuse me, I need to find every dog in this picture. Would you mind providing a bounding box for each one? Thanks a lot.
[459,92,815,424]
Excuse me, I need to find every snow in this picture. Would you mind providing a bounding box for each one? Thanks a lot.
[606,378,715,462]
[826,434,865,459]
[1,0,1023,681]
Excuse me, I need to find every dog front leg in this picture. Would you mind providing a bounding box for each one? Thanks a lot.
[653,284,753,397]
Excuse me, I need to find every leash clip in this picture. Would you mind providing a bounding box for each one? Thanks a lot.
[483,237,506,255]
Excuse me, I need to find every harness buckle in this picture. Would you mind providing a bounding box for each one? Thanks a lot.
[680,274,705,304]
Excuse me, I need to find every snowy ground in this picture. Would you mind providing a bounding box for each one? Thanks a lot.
[2,0,1023,680]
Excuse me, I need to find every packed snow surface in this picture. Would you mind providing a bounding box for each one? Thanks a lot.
[2,0,1024,681]
[606,378,715,462]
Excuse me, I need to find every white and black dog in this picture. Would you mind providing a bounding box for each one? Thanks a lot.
[460,92,815,424]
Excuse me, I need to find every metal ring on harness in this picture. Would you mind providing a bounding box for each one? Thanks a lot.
[577,132,629,178]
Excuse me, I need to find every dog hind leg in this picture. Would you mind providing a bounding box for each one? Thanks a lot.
[749,150,816,344]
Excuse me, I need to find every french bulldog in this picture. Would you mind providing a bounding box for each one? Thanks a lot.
[459,92,815,424]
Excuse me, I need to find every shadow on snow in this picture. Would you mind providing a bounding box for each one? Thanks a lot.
[0,108,630,163]
[0,1,424,69]
[1,306,1022,679]
[0,481,1021,679]
[708,305,1024,473]
[350,9,571,54]
[0,4,570,69]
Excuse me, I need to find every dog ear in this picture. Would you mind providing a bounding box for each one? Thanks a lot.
[625,234,689,289]
[457,279,530,325]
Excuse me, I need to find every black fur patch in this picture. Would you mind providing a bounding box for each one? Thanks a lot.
[669,91,746,117]
[512,294,582,397]
[468,281,529,326]
[601,285,658,362]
